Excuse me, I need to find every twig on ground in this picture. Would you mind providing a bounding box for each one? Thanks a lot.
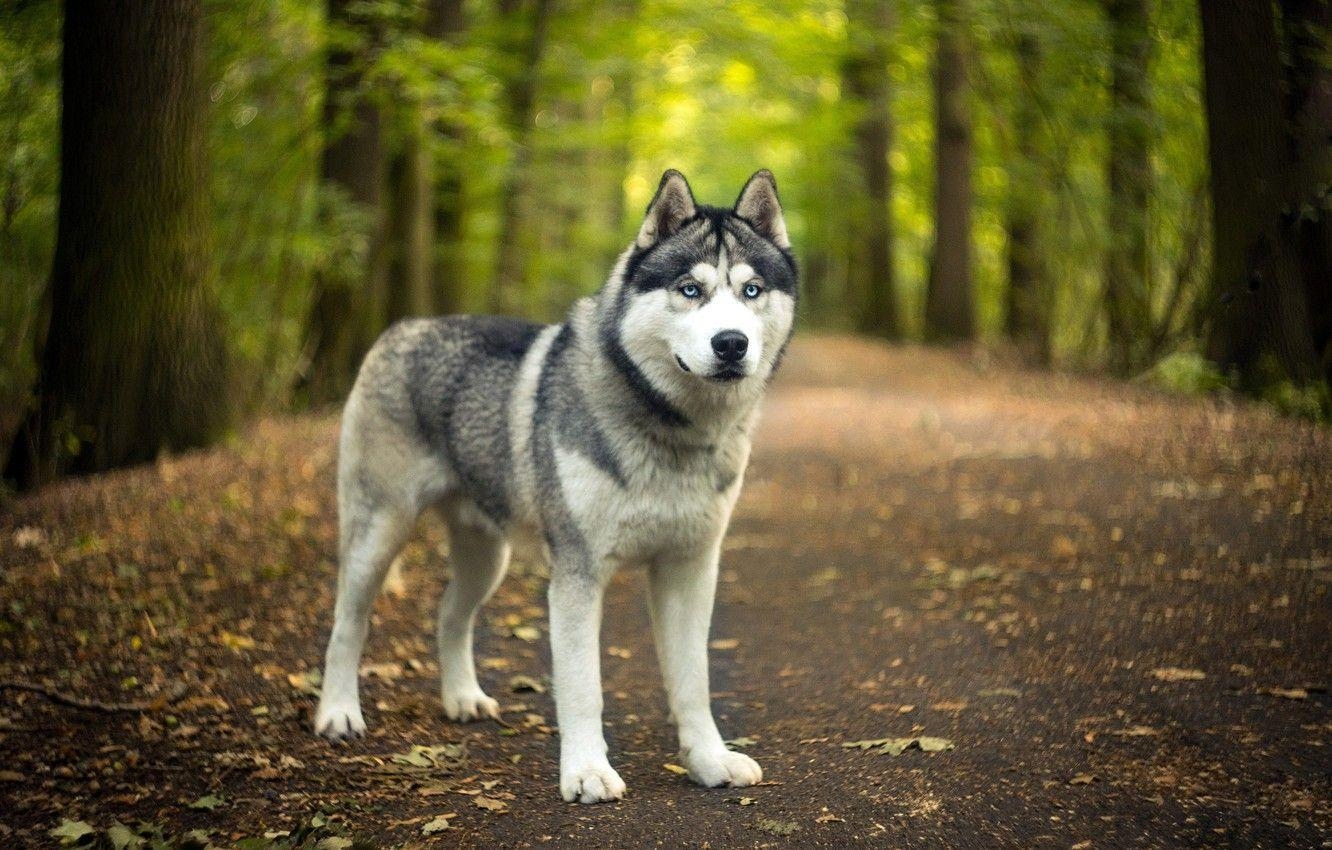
[0,679,188,713]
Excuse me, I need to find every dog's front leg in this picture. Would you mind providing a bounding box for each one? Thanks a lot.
[549,569,625,803]
[648,545,763,788]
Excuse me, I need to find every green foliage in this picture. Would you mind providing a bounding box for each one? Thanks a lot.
[4,0,1321,450]
[0,0,60,437]
[1139,351,1229,394]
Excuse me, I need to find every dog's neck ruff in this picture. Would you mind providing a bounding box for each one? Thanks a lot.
[601,326,691,429]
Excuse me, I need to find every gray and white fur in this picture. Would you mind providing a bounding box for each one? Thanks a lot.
[314,169,797,803]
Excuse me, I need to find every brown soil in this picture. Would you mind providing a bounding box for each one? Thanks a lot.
[2,336,1329,848]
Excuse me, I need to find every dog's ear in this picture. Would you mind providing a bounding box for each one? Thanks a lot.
[734,169,789,249]
[636,169,696,248]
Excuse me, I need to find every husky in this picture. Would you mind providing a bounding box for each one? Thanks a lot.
[313,169,797,803]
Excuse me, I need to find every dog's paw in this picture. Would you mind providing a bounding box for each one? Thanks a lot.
[314,701,366,740]
[560,762,627,804]
[442,687,500,723]
[682,747,763,788]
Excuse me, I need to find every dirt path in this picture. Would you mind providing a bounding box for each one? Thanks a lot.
[2,337,1329,848]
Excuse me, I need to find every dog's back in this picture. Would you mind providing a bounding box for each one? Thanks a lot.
[339,315,547,533]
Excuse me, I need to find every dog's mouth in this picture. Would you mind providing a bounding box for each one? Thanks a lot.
[677,353,746,382]
[708,365,747,382]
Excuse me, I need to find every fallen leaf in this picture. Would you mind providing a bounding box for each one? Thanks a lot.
[663,763,689,775]
[474,795,508,813]
[1050,535,1079,559]
[710,638,740,650]
[49,819,95,846]
[421,814,456,835]
[725,736,758,750]
[978,687,1022,698]
[1151,667,1206,682]
[287,669,322,696]
[815,811,844,823]
[754,818,800,836]
[390,744,466,770]
[842,736,955,756]
[509,675,546,694]
[1257,686,1308,700]
[1111,725,1159,737]
[359,661,403,680]
[1068,774,1096,785]
[218,631,255,651]
[511,625,541,642]
[188,793,225,811]
[105,822,144,850]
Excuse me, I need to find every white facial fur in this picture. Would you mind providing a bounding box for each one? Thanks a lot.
[660,247,766,379]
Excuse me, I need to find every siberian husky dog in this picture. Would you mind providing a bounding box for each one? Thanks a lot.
[314,169,797,803]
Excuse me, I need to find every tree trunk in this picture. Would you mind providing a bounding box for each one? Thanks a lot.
[304,0,386,405]
[426,0,467,316]
[1200,0,1329,393]
[924,0,975,341]
[385,124,433,324]
[4,0,229,490]
[1103,0,1154,373]
[1005,31,1049,364]
[489,0,553,316]
[843,0,898,338]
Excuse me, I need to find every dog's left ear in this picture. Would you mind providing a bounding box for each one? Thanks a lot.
[734,169,790,249]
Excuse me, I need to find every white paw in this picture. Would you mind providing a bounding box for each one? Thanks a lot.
[560,762,627,804]
[314,700,366,739]
[441,687,500,723]
[682,747,763,788]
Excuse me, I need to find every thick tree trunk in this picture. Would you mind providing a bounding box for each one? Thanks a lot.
[4,0,229,489]
[1200,0,1329,392]
[1103,0,1154,373]
[843,0,898,339]
[304,0,386,405]
[1005,31,1049,363]
[924,0,975,341]
[426,0,467,316]
[385,125,433,324]
[489,0,553,316]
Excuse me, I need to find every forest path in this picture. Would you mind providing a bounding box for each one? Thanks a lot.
[1,336,1329,847]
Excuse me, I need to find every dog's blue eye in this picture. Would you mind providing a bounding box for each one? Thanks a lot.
[680,283,701,299]
[743,283,763,299]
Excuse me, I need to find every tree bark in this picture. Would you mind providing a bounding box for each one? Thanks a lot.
[489,0,553,316]
[1103,0,1154,373]
[304,0,386,405]
[385,124,433,324]
[426,0,467,316]
[1200,0,1329,393]
[843,0,898,339]
[1005,30,1049,363]
[4,0,229,489]
[924,0,975,341]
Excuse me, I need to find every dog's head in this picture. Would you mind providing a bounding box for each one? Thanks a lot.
[609,169,797,396]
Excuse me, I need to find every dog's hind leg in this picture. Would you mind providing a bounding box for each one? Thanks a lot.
[436,505,509,722]
[315,501,414,739]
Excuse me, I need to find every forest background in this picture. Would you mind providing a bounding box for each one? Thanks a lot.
[1,0,1328,488]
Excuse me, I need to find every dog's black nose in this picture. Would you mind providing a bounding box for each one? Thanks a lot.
[711,330,749,363]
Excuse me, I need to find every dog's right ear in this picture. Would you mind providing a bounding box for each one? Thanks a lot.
[636,169,697,248]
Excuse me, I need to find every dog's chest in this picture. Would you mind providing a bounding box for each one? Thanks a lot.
[558,439,744,564]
